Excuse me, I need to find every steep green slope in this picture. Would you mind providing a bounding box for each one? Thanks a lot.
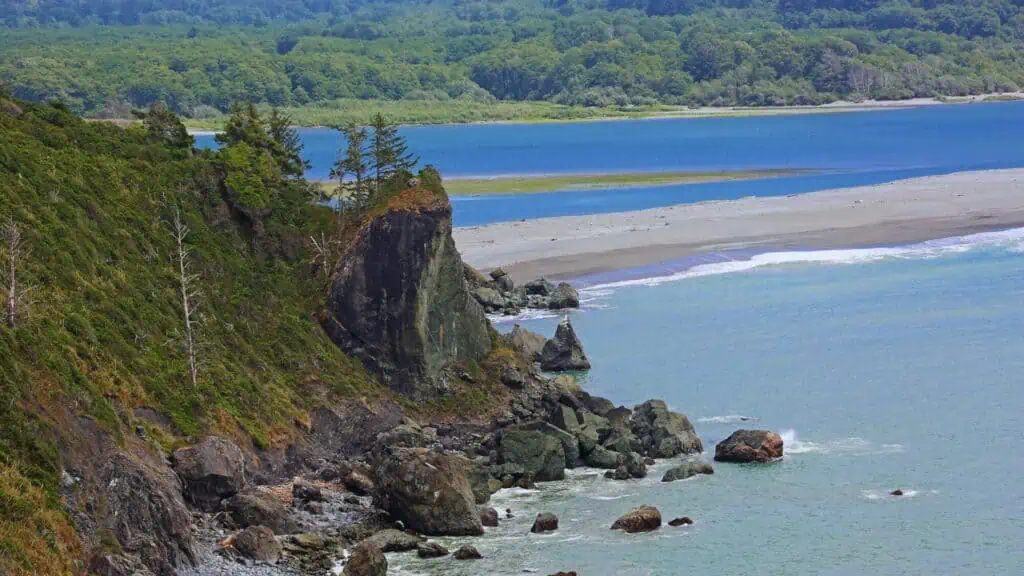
[0,98,382,574]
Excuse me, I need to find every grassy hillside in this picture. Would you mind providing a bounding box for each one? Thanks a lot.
[0,98,385,574]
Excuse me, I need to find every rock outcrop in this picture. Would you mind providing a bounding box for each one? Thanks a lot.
[506,324,547,362]
[170,436,245,512]
[631,400,703,458]
[465,265,581,315]
[88,554,157,576]
[539,319,591,372]
[322,193,491,395]
[375,447,484,536]
[363,529,424,553]
[661,461,714,482]
[416,542,450,558]
[714,430,784,463]
[453,545,482,560]
[98,452,197,575]
[497,422,569,481]
[611,505,662,533]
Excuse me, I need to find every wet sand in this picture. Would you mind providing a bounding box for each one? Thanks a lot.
[453,169,1024,281]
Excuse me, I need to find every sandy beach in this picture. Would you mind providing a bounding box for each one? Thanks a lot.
[453,169,1024,281]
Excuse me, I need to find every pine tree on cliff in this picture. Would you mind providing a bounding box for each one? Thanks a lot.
[369,113,418,191]
[330,123,370,208]
[267,108,309,179]
[217,102,265,149]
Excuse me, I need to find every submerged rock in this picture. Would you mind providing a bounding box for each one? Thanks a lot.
[233,526,282,562]
[891,489,905,496]
[343,542,387,576]
[539,319,591,372]
[375,448,484,536]
[668,516,694,527]
[661,461,714,482]
[171,436,245,512]
[714,430,784,463]
[531,512,559,533]
[611,505,662,533]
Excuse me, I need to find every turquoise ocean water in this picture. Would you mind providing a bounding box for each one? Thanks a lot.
[384,230,1024,576]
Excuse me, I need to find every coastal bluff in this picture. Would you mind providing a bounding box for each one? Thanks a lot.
[321,188,492,396]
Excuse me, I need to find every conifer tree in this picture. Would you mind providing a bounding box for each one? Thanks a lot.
[369,113,418,189]
[330,123,370,208]
[267,108,308,178]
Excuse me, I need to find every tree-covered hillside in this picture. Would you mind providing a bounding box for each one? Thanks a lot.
[2,0,1024,121]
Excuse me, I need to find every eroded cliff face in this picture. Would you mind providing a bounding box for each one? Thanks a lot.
[322,191,492,396]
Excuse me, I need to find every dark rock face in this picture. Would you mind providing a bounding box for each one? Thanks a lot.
[234,526,282,562]
[171,436,246,512]
[98,453,196,575]
[714,430,784,463]
[363,529,424,552]
[611,505,662,533]
[88,554,156,576]
[668,517,694,527]
[375,448,484,536]
[343,542,387,576]
[539,319,591,372]
[225,491,295,535]
[506,324,547,362]
[322,200,491,395]
[631,400,703,458]
[416,542,450,558]
[453,544,482,560]
[531,512,559,533]
[661,461,714,482]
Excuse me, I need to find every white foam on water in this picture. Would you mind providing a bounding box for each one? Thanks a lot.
[584,226,1024,291]
[589,493,637,501]
[782,430,906,456]
[862,489,920,501]
[487,309,559,324]
[697,414,756,424]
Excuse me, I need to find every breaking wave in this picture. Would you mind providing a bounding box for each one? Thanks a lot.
[696,414,757,424]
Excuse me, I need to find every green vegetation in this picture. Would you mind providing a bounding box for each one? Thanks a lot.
[439,169,800,195]
[0,96,462,573]
[4,1,1024,125]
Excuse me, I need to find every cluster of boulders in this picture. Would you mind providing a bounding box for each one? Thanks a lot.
[505,320,590,372]
[466,265,580,315]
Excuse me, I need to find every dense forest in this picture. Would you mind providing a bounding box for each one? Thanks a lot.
[2,0,1024,120]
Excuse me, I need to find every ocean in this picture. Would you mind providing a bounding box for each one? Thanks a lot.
[195,102,1024,226]
[385,229,1024,576]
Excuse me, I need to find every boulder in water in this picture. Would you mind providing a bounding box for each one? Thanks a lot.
[480,506,499,527]
[531,512,559,533]
[547,283,580,309]
[668,517,694,527]
[714,430,784,463]
[611,505,662,533]
[498,422,568,481]
[539,319,590,372]
[363,529,424,553]
[416,542,450,558]
[453,545,483,560]
[890,489,904,496]
[661,461,714,482]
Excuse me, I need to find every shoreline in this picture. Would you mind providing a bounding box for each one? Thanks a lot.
[453,169,1024,282]
[183,93,1024,133]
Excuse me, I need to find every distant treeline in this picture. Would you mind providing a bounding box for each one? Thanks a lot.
[3,0,1024,115]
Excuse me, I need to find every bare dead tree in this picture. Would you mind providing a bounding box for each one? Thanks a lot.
[309,231,338,283]
[2,216,32,328]
[169,207,199,387]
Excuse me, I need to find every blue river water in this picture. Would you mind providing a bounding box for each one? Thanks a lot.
[383,229,1024,576]
[196,102,1024,227]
